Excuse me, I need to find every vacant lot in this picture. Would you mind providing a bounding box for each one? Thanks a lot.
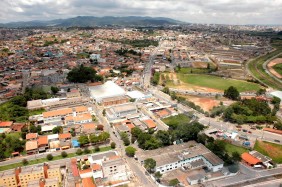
[225,142,248,156]
[162,114,190,128]
[177,74,261,92]
[254,140,282,163]
[270,58,282,78]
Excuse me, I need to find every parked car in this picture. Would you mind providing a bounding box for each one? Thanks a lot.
[274,139,280,143]
[242,129,247,132]
[248,131,252,134]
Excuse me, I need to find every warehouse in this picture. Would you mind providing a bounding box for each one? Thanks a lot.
[89,81,126,103]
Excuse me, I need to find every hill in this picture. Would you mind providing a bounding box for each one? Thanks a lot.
[0,16,185,28]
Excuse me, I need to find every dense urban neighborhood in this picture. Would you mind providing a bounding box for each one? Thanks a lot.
[1,18,282,187]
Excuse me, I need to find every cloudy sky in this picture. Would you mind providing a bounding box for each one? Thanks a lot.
[0,0,282,25]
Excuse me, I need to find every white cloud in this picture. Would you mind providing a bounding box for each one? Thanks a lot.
[0,0,281,25]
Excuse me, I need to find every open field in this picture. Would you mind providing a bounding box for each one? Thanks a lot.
[0,146,113,171]
[254,140,282,163]
[225,142,248,156]
[178,67,209,74]
[176,74,261,92]
[270,58,282,78]
[162,114,190,128]
[176,95,223,111]
[248,39,282,90]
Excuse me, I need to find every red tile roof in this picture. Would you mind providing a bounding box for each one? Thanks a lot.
[82,177,96,187]
[241,153,261,165]
[59,133,71,140]
[26,133,38,140]
[0,121,13,127]
[38,136,48,145]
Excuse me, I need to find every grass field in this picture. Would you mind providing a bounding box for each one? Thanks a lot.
[248,39,282,90]
[29,108,46,116]
[177,74,261,92]
[178,67,210,74]
[273,63,282,77]
[225,142,248,156]
[0,146,113,171]
[162,114,190,128]
[254,140,282,163]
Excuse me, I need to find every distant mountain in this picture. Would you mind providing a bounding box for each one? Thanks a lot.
[0,16,185,28]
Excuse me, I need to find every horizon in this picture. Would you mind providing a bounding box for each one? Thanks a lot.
[0,0,282,25]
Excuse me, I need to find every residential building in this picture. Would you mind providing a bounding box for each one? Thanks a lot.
[135,141,224,174]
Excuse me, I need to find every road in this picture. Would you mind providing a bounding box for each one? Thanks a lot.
[205,163,282,187]
[91,102,157,187]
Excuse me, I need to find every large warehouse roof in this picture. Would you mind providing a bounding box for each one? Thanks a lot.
[89,81,125,102]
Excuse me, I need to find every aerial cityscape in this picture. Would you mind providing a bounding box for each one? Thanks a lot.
[0,1,282,187]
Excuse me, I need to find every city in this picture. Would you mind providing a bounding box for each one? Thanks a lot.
[0,1,282,187]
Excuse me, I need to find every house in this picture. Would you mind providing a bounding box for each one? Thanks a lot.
[26,140,38,155]
[11,123,26,132]
[136,141,224,174]
[26,133,38,141]
[59,133,71,141]
[0,121,13,128]
[82,177,96,187]
[38,136,48,153]
[81,123,96,134]
[142,119,157,130]
[241,153,262,167]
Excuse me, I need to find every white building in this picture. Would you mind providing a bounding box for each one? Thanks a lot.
[89,81,126,103]
[136,141,224,174]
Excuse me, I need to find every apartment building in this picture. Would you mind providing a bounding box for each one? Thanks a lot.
[0,170,17,187]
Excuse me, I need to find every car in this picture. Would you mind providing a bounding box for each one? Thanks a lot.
[242,129,247,132]
[250,127,256,130]
[248,131,252,134]
[274,139,280,143]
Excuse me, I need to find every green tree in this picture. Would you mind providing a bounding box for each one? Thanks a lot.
[144,158,156,173]
[10,96,27,107]
[51,86,59,95]
[120,132,130,146]
[169,179,180,186]
[67,64,103,83]
[102,109,106,116]
[224,86,240,100]
[52,126,63,134]
[156,130,173,146]
[154,171,162,180]
[94,146,100,152]
[111,142,116,149]
[84,147,91,154]
[76,148,83,155]
[125,146,136,157]
[231,152,241,162]
[22,159,28,166]
[256,88,266,96]
[46,154,53,161]
[61,151,68,158]
[78,135,89,146]
[90,134,99,144]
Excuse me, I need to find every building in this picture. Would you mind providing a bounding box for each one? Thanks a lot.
[106,103,138,121]
[241,152,262,167]
[25,140,38,155]
[135,141,224,174]
[0,170,17,187]
[89,81,126,103]
[0,164,62,187]
[101,96,129,107]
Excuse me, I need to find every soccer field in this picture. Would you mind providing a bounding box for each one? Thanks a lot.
[177,74,261,92]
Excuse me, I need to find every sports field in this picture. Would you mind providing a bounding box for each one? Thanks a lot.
[176,74,261,92]
[254,140,282,163]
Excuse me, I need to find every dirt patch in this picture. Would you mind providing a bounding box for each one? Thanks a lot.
[259,141,282,158]
[267,58,282,79]
[192,61,208,68]
[177,95,222,111]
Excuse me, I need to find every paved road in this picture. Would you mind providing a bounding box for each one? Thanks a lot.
[243,178,282,187]
[205,163,282,187]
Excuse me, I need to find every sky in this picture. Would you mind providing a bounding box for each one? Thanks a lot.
[0,0,282,25]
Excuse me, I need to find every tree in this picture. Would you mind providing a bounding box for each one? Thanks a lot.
[76,148,83,155]
[52,126,63,134]
[61,151,68,158]
[154,171,162,180]
[162,87,170,94]
[169,179,180,186]
[51,86,59,95]
[256,88,266,96]
[224,86,240,100]
[102,109,106,116]
[84,147,91,154]
[156,130,172,146]
[231,152,241,162]
[144,158,156,173]
[131,127,142,138]
[94,146,100,152]
[11,96,27,107]
[78,135,89,146]
[22,159,28,166]
[98,132,110,142]
[67,64,103,83]
[111,142,116,149]
[46,154,53,161]
[125,146,136,157]
[120,132,130,146]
